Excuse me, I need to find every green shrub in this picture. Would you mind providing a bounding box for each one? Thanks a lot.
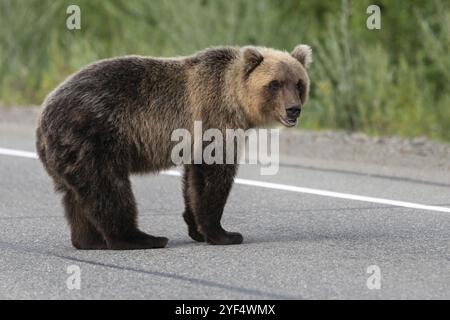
[0,0,449,141]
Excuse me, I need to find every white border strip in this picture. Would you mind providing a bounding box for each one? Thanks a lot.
[1,147,450,213]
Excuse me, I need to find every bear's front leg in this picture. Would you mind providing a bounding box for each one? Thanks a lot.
[193,164,243,245]
[182,165,206,242]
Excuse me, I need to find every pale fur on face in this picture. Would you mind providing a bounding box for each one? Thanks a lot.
[237,46,312,127]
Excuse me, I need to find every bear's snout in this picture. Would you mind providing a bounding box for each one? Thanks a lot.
[286,105,301,119]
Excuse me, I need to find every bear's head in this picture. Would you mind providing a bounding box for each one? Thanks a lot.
[239,45,312,127]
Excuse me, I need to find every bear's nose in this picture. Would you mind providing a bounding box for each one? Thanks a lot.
[286,105,301,118]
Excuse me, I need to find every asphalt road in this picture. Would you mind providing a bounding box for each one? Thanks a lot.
[0,118,449,299]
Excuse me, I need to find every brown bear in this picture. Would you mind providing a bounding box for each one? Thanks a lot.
[36,45,312,250]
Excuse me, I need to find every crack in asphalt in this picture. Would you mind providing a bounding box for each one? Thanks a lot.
[279,162,450,189]
[3,202,450,221]
[0,240,301,300]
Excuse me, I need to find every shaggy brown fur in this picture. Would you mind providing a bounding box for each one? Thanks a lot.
[36,45,312,250]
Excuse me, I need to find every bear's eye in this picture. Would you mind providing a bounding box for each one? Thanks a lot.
[297,80,305,93]
[268,80,282,92]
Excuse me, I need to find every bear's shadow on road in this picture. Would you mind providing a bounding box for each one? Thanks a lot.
[165,229,403,249]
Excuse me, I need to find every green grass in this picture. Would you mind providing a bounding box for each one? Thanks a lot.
[1,0,449,141]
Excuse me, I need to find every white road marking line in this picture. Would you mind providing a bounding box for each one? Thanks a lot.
[0,148,38,159]
[1,147,450,213]
[233,178,450,213]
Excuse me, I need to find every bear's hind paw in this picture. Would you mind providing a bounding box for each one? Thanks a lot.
[106,232,169,250]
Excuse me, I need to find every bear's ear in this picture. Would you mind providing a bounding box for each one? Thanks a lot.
[243,47,264,77]
[291,44,312,68]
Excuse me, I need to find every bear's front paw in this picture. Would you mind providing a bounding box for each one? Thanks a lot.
[188,226,206,242]
[205,230,243,245]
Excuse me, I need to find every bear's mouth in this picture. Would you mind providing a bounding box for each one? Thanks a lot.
[279,116,298,127]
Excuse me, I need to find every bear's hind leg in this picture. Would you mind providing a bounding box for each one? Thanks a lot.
[63,190,107,250]
[182,165,205,242]
[194,164,243,245]
[73,163,168,250]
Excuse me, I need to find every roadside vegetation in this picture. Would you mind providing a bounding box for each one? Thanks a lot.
[1,0,449,141]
